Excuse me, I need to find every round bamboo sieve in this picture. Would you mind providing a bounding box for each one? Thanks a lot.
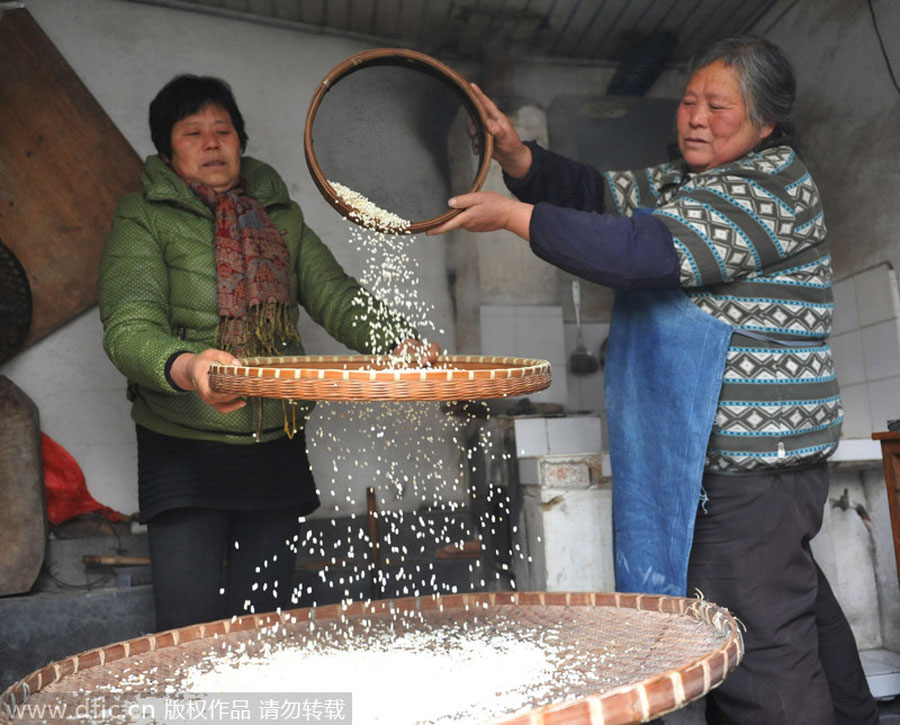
[208,354,551,401]
[0,591,743,725]
[304,47,493,234]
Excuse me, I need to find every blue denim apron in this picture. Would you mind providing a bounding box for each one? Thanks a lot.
[605,287,732,595]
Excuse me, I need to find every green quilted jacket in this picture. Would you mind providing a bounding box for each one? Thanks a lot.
[99,155,414,443]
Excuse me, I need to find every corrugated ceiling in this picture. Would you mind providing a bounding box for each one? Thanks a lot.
[122,0,794,65]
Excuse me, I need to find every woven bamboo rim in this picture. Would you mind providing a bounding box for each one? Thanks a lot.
[303,47,493,234]
[208,354,551,401]
[0,591,743,725]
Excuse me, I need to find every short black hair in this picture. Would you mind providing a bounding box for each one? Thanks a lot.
[149,74,248,159]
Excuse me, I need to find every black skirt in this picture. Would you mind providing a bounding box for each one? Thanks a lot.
[136,425,320,523]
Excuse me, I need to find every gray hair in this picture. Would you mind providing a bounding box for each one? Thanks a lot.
[688,36,796,149]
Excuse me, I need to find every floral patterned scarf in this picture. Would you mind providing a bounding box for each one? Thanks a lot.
[189,180,299,357]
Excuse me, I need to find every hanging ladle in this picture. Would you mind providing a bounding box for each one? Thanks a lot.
[568,279,599,376]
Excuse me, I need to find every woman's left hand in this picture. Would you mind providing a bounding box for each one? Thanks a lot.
[426,192,533,239]
[391,338,441,367]
[170,348,247,414]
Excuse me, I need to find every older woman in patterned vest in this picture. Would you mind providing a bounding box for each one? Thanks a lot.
[429,36,877,725]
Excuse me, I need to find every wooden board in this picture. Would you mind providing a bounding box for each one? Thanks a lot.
[0,377,45,597]
[0,9,143,350]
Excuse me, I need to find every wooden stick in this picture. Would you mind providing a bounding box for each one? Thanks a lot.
[367,486,384,599]
[83,555,150,567]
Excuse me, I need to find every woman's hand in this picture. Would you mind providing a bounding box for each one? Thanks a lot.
[426,191,533,239]
[391,338,441,367]
[471,83,532,179]
[170,349,247,414]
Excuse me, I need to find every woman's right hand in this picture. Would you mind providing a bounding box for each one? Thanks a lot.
[426,191,532,239]
[170,349,246,414]
[471,83,532,179]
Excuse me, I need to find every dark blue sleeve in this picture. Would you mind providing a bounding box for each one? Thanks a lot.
[504,141,607,212]
[529,203,681,290]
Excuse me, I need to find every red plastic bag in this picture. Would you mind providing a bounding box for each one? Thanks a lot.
[42,433,129,526]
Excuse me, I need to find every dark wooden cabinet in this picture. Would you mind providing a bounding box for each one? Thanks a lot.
[873,430,900,588]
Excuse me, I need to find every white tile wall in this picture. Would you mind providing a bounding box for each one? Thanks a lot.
[861,320,900,381]
[838,383,873,438]
[545,415,604,454]
[512,417,552,458]
[830,263,900,447]
[867,378,900,435]
[831,329,865,386]
[832,276,859,336]
[480,305,568,405]
[855,265,900,328]
[512,415,603,458]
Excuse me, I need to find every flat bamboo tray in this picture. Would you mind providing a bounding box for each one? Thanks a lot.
[208,354,552,401]
[0,591,743,725]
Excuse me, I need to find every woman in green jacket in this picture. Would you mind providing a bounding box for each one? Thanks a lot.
[99,74,435,631]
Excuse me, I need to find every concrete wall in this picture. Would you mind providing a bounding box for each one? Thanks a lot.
[765,0,900,278]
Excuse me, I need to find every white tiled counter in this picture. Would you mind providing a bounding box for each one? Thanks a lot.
[830,437,883,464]
[861,649,900,700]
[509,414,614,593]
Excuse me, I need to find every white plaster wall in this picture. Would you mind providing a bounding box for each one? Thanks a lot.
[0,312,136,517]
[864,466,900,651]
[812,464,900,652]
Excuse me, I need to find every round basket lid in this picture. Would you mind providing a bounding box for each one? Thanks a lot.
[0,238,32,364]
[304,47,493,235]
